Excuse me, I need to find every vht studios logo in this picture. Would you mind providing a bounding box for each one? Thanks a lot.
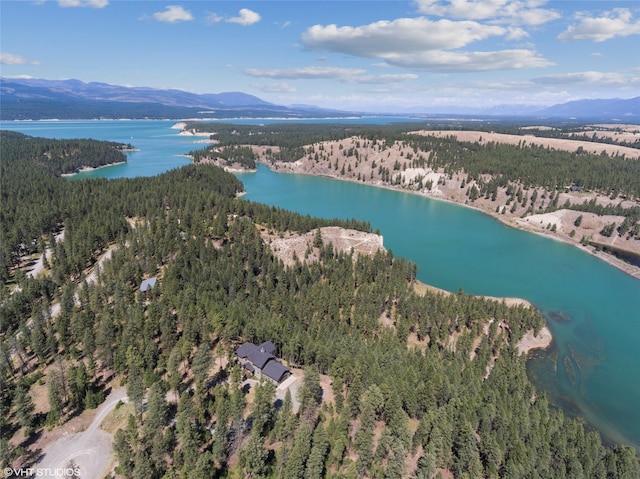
[4,467,81,477]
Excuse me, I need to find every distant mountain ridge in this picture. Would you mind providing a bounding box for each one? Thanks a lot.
[1,77,638,121]
[534,97,640,119]
[2,78,274,108]
[0,77,348,120]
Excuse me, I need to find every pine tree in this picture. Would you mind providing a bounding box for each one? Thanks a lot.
[239,430,270,478]
[192,342,212,392]
[47,370,64,425]
[275,389,297,442]
[298,367,322,418]
[114,428,135,477]
[144,381,169,435]
[127,364,145,418]
[304,423,329,479]
[251,380,276,436]
[13,382,35,432]
[283,421,313,479]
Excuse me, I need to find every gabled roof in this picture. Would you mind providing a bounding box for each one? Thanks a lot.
[262,360,290,383]
[237,343,256,358]
[259,341,276,355]
[236,342,275,369]
[140,276,157,292]
[249,350,275,370]
[236,341,289,382]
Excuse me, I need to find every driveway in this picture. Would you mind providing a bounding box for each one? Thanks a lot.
[35,388,127,479]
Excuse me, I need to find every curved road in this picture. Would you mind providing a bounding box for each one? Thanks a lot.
[35,388,127,479]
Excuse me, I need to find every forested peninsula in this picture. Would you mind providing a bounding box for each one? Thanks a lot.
[1,131,639,478]
[185,122,640,278]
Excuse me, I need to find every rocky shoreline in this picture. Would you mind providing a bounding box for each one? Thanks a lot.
[182,124,640,279]
[260,139,640,280]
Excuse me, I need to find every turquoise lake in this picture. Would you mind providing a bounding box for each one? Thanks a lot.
[3,120,639,450]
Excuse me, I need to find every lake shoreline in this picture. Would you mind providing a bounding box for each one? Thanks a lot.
[60,160,127,177]
[412,279,552,356]
[257,161,640,281]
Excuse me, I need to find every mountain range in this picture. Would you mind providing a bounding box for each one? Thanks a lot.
[1,77,638,121]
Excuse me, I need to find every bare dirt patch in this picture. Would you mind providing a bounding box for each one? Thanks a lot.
[413,279,533,308]
[517,327,553,356]
[100,401,134,435]
[319,373,335,407]
[16,384,127,479]
[413,130,640,159]
[262,226,385,267]
[572,124,640,144]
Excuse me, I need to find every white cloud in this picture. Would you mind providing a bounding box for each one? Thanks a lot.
[416,0,505,20]
[257,83,298,93]
[532,71,636,86]
[302,18,507,55]
[58,0,108,8]
[301,17,552,72]
[227,8,261,26]
[2,74,36,79]
[245,66,419,84]
[558,9,640,42]
[206,13,223,25]
[206,8,261,26]
[385,49,552,71]
[244,66,366,81]
[0,52,39,65]
[356,73,419,84]
[152,5,193,23]
[414,0,560,25]
[515,7,561,26]
[506,26,529,40]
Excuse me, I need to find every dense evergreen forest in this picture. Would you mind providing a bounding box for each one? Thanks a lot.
[1,131,638,478]
[186,122,640,200]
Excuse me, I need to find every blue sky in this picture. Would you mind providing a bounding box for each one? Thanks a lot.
[1,0,639,112]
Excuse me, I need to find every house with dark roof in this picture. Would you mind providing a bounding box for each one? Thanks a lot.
[236,341,290,384]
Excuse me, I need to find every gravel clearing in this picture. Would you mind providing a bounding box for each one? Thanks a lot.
[34,388,127,479]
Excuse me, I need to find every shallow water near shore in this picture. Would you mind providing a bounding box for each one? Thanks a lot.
[3,119,639,450]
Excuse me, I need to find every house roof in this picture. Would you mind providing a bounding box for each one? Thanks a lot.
[236,341,289,382]
[250,350,274,370]
[242,362,255,373]
[262,361,290,383]
[140,276,157,292]
[259,341,276,355]
[236,343,275,369]
[237,343,256,358]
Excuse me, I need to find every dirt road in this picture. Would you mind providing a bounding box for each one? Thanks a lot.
[34,388,127,479]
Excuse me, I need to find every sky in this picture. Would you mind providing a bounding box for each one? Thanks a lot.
[1,0,639,112]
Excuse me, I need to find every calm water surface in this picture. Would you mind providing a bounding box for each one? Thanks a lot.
[3,120,639,450]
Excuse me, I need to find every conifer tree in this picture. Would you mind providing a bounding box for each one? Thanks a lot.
[283,421,313,479]
[13,382,35,432]
[47,370,64,425]
[239,430,270,478]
